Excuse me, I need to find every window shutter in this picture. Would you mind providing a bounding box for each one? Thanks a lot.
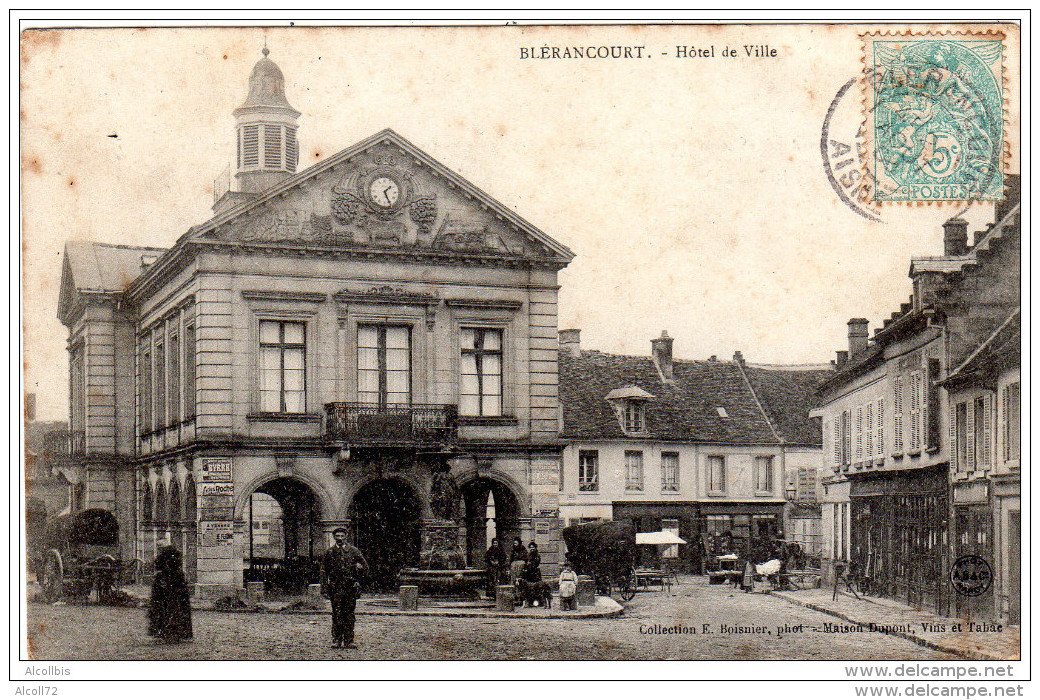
[965,400,975,471]
[893,375,904,454]
[832,419,841,469]
[285,127,298,171]
[909,371,922,451]
[876,398,884,457]
[855,406,863,462]
[866,402,874,458]
[983,393,993,468]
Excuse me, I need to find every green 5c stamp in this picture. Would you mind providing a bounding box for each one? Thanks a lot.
[865,34,1005,202]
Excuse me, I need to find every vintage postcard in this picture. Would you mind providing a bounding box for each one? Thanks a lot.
[15,17,1025,688]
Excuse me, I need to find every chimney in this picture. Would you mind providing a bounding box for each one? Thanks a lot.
[558,329,581,358]
[943,218,968,256]
[836,350,848,367]
[732,350,744,365]
[651,331,674,379]
[847,318,869,357]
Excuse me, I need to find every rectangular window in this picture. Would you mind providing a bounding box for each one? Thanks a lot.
[754,456,774,493]
[139,341,152,434]
[625,450,644,491]
[956,401,969,471]
[1003,382,1020,462]
[260,320,307,413]
[460,327,502,416]
[184,323,196,420]
[169,330,181,424]
[578,450,599,492]
[358,324,410,408]
[624,401,645,432]
[154,335,165,431]
[708,455,726,493]
[661,452,679,492]
[841,410,852,466]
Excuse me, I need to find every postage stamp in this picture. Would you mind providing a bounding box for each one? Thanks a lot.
[862,32,1006,203]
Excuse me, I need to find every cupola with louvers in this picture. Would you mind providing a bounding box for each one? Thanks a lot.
[231,47,301,195]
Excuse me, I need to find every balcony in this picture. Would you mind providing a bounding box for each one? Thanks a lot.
[324,403,458,447]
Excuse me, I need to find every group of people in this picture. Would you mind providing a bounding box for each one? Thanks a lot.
[484,537,580,610]
[146,529,583,651]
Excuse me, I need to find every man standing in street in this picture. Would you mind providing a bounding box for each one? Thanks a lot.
[320,527,369,649]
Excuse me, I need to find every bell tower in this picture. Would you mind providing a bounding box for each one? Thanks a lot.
[232,47,301,195]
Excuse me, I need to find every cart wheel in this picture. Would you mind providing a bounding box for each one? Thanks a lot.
[619,575,637,601]
[41,550,64,603]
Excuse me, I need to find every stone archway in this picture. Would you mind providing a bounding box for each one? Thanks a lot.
[461,477,523,567]
[243,476,324,593]
[350,478,423,592]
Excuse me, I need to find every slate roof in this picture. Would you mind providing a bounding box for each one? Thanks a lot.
[559,350,831,446]
[741,365,832,446]
[63,241,168,294]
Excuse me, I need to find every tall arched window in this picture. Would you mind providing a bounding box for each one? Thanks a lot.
[169,478,181,525]
[142,481,153,524]
[155,481,167,524]
[183,475,197,522]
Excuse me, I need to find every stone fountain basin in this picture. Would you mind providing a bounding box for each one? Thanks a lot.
[399,568,487,599]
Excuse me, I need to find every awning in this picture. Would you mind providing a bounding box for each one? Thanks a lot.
[635,531,687,545]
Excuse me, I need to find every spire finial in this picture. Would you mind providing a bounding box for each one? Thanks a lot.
[262,37,269,57]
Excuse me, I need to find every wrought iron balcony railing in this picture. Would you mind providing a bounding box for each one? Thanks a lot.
[324,402,458,447]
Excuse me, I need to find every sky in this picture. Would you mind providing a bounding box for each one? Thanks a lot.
[20,23,1021,421]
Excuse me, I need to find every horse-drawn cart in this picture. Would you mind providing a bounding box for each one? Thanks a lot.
[32,509,143,603]
[562,520,638,601]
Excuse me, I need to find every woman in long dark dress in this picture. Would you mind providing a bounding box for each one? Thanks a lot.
[148,546,193,643]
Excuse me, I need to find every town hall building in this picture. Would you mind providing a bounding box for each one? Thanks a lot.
[57,49,574,595]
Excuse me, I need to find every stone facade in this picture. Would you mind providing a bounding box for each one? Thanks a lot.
[57,51,573,596]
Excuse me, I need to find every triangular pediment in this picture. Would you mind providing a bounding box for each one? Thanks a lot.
[194,129,574,266]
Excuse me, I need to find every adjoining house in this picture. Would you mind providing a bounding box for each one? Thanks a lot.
[56,49,573,595]
[816,180,1020,618]
[557,330,831,573]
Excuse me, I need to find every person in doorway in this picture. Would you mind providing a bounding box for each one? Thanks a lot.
[320,527,369,649]
[484,537,507,597]
[147,546,193,644]
[558,561,579,611]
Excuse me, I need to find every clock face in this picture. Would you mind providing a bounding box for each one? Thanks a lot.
[369,176,401,208]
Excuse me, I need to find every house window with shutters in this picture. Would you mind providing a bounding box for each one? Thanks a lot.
[578,450,599,492]
[754,456,774,493]
[661,452,679,492]
[925,359,942,449]
[625,450,644,491]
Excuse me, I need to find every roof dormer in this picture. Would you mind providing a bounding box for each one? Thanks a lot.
[605,385,654,435]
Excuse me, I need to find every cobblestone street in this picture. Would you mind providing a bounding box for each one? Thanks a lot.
[26,579,957,661]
